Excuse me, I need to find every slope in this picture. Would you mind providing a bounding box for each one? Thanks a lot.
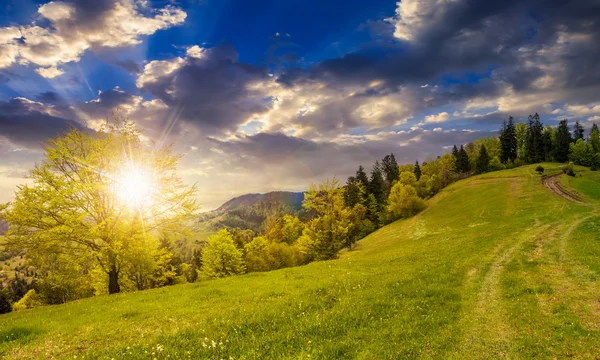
[1,164,598,359]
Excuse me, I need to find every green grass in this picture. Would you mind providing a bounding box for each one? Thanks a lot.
[559,166,600,203]
[1,164,598,359]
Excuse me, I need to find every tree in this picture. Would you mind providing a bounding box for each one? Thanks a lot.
[569,139,594,167]
[355,165,369,190]
[368,162,387,208]
[414,161,422,181]
[554,119,572,162]
[456,145,471,173]
[500,117,517,163]
[515,122,528,161]
[573,121,585,141]
[0,121,198,294]
[344,176,359,208]
[399,172,417,187]
[452,145,459,158]
[202,230,245,278]
[381,153,400,189]
[301,178,352,260]
[0,289,11,314]
[476,144,490,174]
[588,123,600,153]
[387,183,426,219]
[525,113,545,163]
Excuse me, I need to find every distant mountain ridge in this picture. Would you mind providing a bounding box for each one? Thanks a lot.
[198,191,305,232]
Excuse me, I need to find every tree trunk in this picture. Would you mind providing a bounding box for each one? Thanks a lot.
[108,265,121,294]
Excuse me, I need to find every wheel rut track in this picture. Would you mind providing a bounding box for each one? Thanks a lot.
[542,174,583,204]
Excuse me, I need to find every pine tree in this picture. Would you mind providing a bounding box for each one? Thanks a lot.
[476,145,490,174]
[452,145,459,158]
[525,113,545,163]
[381,153,400,185]
[355,165,369,190]
[588,123,600,153]
[573,121,585,141]
[368,161,387,208]
[414,161,421,181]
[457,145,471,173]
[344,176,359,208]
[500,116,517,163]
[554,119,572,162]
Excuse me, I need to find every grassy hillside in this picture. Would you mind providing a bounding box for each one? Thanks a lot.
[1,164,599,359]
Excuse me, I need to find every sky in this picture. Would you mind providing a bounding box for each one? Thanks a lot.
[0,0,599,210]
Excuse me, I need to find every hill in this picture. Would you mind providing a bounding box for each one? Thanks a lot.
[197,191,304,232]
[1,164,599,359]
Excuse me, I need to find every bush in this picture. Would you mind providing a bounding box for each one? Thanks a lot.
[535,165,544,174]
[387,183,426,220]
[12,289,41,311]
[201,230,245,279]
[562,162,574,174]
[0,290,12,314]
[567,169,576,177]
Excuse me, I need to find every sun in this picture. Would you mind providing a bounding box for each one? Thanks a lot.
[113,164,156,209]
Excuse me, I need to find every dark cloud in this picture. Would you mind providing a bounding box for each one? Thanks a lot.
[0,98,88,148]
[137,44,271,134]
[112,59,142,74]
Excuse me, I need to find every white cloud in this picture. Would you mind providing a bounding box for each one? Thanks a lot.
[391,0,465,41]
[0,0,186,72]
[433,127,443,132]
[589,116,600,122]
[425,111,450,123]
[35,66,65,79]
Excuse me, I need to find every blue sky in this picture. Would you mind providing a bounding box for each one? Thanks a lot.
[0,0,599,208]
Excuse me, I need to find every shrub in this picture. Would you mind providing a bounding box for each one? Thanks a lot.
[562,162,574,174]
[535,165,544,174]
[0,290,12,314]
[387,183,426,220]
[567,169,576,177]
[12,289,41,311]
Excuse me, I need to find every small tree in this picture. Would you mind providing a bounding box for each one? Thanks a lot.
[476,144,490,174]
[301,177,352,260]
[387,183,426,219]
[414,161,422,181]
[535,165,544,174]
[0,290,12,314]
[202,230,245,278]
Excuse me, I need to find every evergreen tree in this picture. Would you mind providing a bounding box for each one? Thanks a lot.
[344,176,359,208]
[0,289,11,314]
[573,121,585,141]
[452,145,459,159]
[368,161,387,208]
[525,113,545,163]
[476,145,490,174]
[588,123,600,153]
[554,119,572,162]
[500,116,517,163]
[355,165,369,190]
[456,145,471,173]
[381,153,400,185]
[414,161,421,181]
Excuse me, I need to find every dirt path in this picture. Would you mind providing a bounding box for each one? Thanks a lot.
[542,174,583,204]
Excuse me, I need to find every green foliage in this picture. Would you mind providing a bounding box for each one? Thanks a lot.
[573,121,585,141]
[535,165,544,174]
[500,116,517,163]
[0,121,198,295]
[588,123,600,153]
[201,230,245,279]
[367,162,387,208]
[475,144,490,174]
[414,161,422,181]
[399,171,417,187]
[525,113,545,163]
[456,145,471,173]
[12,289,41,311]
[0,289,11,314]
[554,119,572,162]
[387,183,426,219]
[381,153,400,187]
[302,178,352,260]
[569,138,595,167]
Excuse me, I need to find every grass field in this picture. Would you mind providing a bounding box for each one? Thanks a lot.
[559,166,600,203]
[1,164,599,359]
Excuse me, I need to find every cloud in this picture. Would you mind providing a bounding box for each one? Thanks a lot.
[137,44,271,135]
[0,0,186,72]
[425,111,449,123]
[35,66,65,79]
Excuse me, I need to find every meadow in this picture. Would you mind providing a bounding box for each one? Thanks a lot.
[1,164,598,359]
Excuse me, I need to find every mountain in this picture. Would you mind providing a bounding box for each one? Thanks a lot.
[4,164,599,358]
[198,191,304,232]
